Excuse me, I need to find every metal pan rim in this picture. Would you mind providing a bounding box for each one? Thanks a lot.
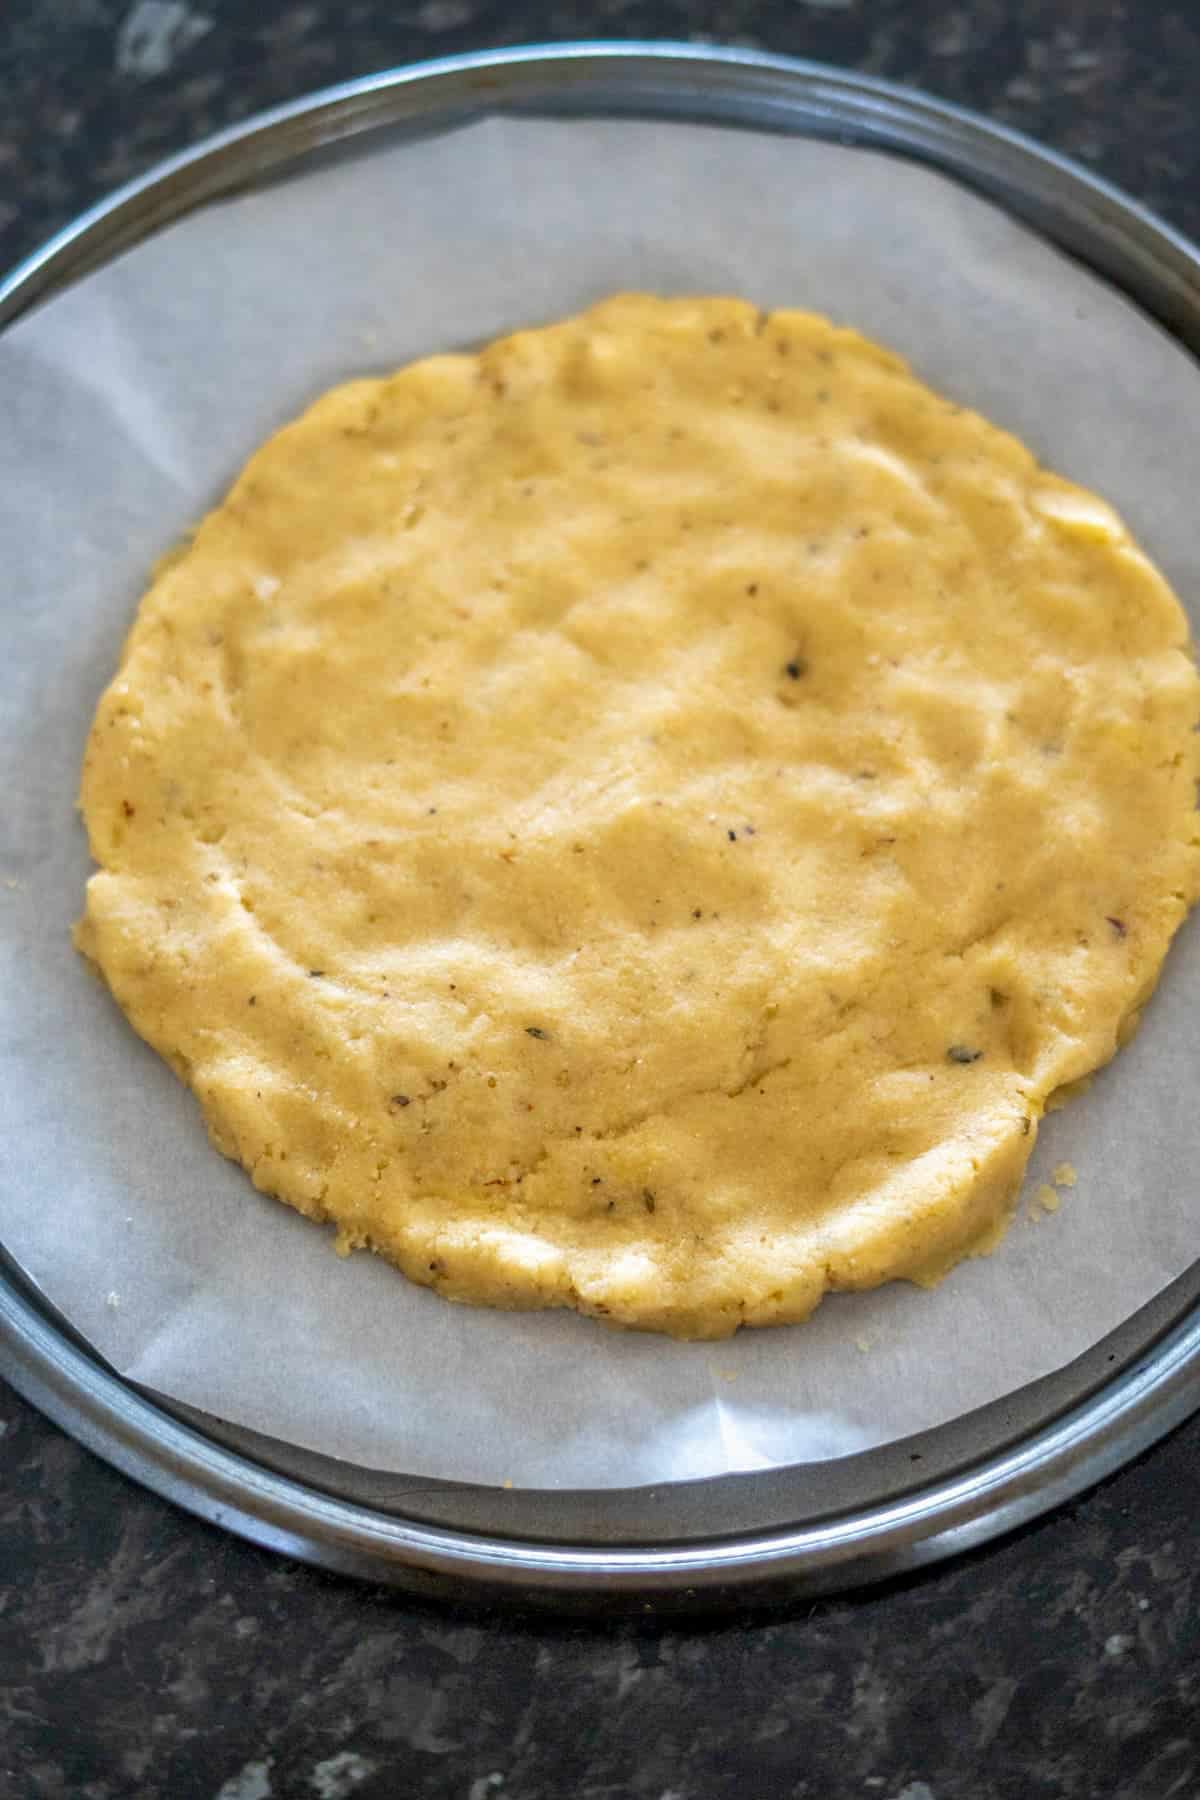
[4,40,1200,1610]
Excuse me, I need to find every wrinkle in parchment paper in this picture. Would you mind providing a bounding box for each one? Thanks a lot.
[2,116,1199,1488]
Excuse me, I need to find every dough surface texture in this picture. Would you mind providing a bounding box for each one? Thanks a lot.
[76,295,1200,1338]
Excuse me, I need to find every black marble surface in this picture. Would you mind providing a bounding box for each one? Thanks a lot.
[3,3,1200,1796]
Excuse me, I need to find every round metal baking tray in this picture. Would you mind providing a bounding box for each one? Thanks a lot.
[4,43,1200,1611]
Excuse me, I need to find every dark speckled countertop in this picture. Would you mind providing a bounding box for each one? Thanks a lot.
[3,4,1200,1796]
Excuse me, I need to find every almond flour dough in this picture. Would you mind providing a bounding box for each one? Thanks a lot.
[75,295,1200,1338]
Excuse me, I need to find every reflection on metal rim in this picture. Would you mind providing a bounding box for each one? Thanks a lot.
[3,43,1200,1609]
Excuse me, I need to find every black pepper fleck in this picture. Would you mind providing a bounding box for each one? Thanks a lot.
[785,658,808,680]
[1106,916,1128,938]
[947,1044,983,1065]
[308,969,325,978]
[727,829,737,842]
[391,1094,411,1108]
[643,1189,657,1214]
[525,1026,549,1040]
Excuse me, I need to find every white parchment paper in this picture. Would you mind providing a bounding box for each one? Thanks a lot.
[2,117,1199,1488]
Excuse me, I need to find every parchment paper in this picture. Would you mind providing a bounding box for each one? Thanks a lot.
[2,117,1199,1489]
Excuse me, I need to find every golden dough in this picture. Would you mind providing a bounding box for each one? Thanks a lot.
[75,295,1200,1338]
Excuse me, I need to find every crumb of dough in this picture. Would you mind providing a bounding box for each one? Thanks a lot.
[1052,1162,1078,1188]
[74,294,1200,1339]
[1035,1185,1061,1214]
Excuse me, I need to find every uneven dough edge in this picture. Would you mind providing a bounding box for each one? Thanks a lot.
[74,293,1200,1339]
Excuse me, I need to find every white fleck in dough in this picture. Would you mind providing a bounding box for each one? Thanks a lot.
[75,296,1200,1339]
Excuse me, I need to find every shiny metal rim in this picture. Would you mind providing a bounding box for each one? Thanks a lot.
[5,1257,1200,1609]
[3,42,1200,1609]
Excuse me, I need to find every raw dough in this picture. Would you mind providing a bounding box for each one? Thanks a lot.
[75,295,1200,1337]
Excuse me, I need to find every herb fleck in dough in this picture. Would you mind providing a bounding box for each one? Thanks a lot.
[75,295,1200,1338]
